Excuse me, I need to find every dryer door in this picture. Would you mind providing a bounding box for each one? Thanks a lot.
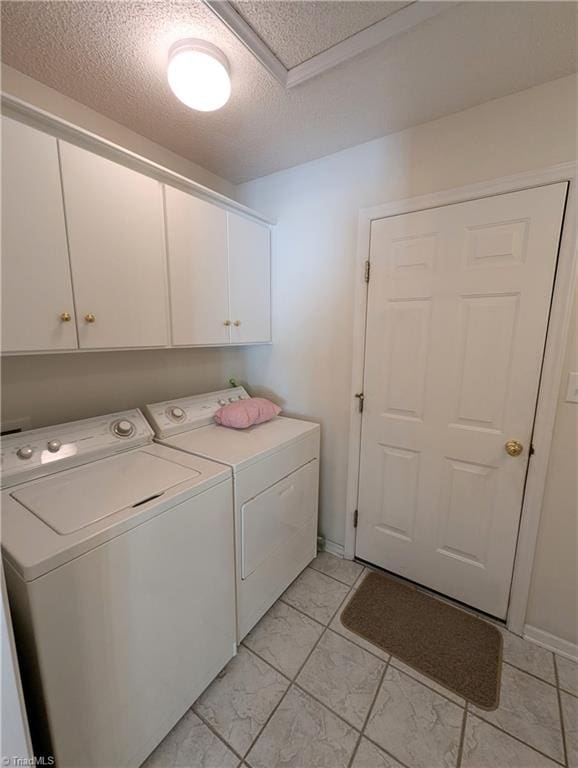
[241,459,317,580]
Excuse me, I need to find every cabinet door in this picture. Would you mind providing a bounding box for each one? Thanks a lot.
[1,117,77,352]
[227,213,271,344]
[59,143,168,349]
[165,187,230,345]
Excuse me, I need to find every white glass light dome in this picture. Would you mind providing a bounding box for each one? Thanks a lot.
[167,39,231,112]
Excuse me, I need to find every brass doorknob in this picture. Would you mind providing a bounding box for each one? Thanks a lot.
[60,312,71,322]
[84,313,96,323]
[223,320,232,326]
[505,440,524,457]
[233,320,241,327]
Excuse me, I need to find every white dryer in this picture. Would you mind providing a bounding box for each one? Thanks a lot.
[145,388,320,640]
[1,410,236,768]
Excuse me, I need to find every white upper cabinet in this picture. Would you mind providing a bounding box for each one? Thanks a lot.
[227,213,271,344]
[1,117,77,353]
[1,115,271,355]
[59,142,169,349]
[165,189,271,346]
[165,187,230,345]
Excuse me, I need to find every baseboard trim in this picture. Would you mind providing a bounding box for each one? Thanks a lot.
[317,537,345,558]
[523,624,578,662]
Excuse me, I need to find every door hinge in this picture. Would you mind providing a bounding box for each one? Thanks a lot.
[353,509,359,528]
[355,392,364,413]
[364,260,371,283]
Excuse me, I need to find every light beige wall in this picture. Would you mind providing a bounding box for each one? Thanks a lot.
[526,286,578,644]
[1,65,237,198]
[1,348,251,429]
[238,74,578,644]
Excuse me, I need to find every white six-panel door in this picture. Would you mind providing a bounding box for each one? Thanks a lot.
[356,183,567,618]
[1,118,78,352]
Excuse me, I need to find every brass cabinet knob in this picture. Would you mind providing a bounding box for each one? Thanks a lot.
[505,440,524,457]
[84,313,96,323]
[223,320,232,326]
[233,320,241,327]
[60,312,72,322]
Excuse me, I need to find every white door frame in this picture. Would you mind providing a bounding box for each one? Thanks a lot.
[344,162,577,635]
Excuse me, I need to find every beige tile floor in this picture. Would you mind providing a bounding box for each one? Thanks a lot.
[143,553,576,768]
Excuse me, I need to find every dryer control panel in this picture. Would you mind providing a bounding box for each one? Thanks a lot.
[145,387,250,438]
[1,409,153,489]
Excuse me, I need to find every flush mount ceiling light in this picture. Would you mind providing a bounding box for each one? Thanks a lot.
[167,39,231,112]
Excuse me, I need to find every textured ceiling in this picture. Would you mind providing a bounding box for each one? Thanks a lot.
[1,1,577,184]
[231,1,413,68]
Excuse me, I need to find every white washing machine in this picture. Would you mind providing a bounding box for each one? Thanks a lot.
[1,410,236,768]
[145,388,320,640]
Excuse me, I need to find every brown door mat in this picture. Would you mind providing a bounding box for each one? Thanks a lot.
[341,571,502,710]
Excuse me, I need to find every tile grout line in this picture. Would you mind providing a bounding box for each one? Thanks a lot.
[237,645,298,761]
[241,577,360,763]
[470,711,567,767]
[193,644,292,764]
[554,654,570,768]
[241,680,291,765]
[278,590,394,666]
[276,596,328,628]
[292,678,365,734]
[501,658,559,689]
[303,564,362,590]
[456,702,468,768]
[308,562,365,588]
[192,593,324,766]
[384,656,466,708]
[323,624,388,664]
[360,732,416,768]
[553,648,578,700]
[192,707,247,765]
[346,656,391,768]
[192,558,348,765]
[243,594,353,761]
[357,666,464,768]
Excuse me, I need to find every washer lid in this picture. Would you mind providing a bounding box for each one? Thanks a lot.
[11,451,199,534]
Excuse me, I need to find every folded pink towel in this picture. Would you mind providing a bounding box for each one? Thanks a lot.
[214,397,281,429]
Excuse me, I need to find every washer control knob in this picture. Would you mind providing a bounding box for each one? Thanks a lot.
[47,439,62,453]
[168,406,185,421]
[218,399,227,406]
[17,446,34,460]
[112,419,135,438]
[228,397,237,403]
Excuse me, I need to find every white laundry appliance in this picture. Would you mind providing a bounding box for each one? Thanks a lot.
[145,387,320,640]
[1,410,236,768]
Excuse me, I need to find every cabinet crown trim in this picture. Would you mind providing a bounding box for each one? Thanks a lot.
[1,92,275,227]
